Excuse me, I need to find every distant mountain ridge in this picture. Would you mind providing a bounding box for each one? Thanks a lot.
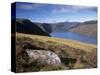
[13,18,97,37]
[49,20,97,33]
[49,21,80,32]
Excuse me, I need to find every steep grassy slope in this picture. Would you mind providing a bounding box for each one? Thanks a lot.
[13,18,50,36]
[16,33,97,72]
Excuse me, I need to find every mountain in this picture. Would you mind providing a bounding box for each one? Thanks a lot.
[32,22,52,33]
[41,23,52,33]
[49,22,80,32]
[69,20,97,37]
[12,18,97,37]
[48,20,97,37]
[13,18,51,36]
[83,20,97,24]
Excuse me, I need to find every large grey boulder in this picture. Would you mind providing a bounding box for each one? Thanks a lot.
[26,49,61,65]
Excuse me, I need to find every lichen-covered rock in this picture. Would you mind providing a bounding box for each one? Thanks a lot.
[26,49,61,65]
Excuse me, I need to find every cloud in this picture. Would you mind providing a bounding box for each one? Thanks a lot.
[71,6,97,12]
[52,5,97,13]
[52,5,71,13]
[17,4,33,9]
[16,2,97,13]
[16,3,45,10]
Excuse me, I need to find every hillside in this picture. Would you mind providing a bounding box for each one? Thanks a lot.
[50,22,80,32]
[69,21,97,37]
[13,18,51,36]
[16,33,97,72]
[48,20,97,37]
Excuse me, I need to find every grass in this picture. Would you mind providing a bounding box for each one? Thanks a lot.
[16,33,96,52]
[16,32,97,72]
[40,64,68,71]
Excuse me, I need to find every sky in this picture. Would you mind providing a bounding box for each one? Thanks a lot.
[15,2,97,23]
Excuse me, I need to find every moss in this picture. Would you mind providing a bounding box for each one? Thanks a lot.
[40,64,67,71]
[16,50,30,72]
[60,57,77,69]
[80,50,97,68]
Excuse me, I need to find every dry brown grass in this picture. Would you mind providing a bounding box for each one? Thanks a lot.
[16,33,96,52]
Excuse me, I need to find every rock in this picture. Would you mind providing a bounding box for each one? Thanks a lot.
[26,49,61,65]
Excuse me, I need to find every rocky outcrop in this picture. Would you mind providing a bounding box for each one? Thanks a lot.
[26,49,61,65]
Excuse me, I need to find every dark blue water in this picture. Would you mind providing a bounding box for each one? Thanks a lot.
[50,32,97,44]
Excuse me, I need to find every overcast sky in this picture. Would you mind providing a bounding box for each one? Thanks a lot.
[16,2,97,23]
